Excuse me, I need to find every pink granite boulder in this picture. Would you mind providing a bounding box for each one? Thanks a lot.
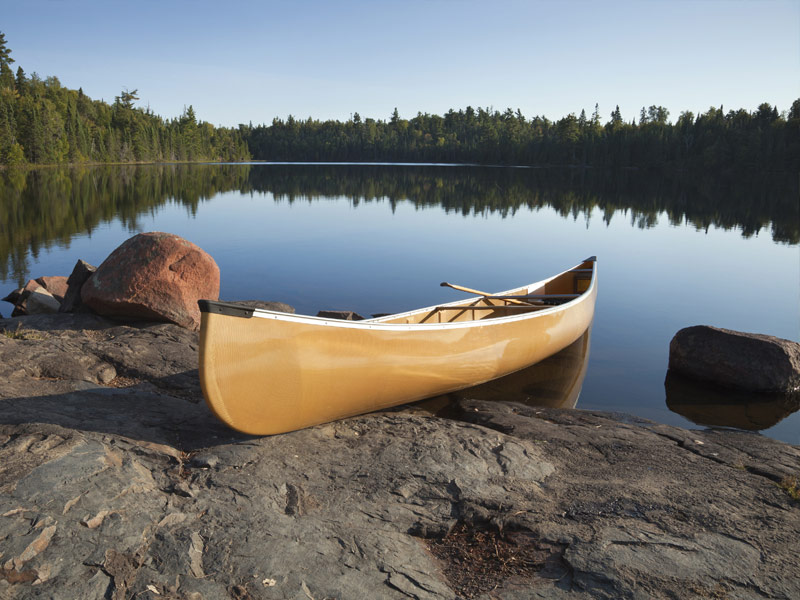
[81,232,220,330]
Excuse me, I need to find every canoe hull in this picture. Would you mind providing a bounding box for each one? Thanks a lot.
[199,260,597,435]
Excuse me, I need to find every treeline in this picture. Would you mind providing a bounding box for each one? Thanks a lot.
[244,102,800,173]
[0,31,797,172]
[0,33,250,166]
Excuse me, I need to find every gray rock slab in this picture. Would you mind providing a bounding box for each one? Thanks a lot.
[0,315,797,599]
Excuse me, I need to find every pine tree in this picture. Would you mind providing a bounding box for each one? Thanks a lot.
[0,32,14,70]
[15,67,26,94]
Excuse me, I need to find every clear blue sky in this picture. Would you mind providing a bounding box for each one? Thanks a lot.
[3,0,798,127]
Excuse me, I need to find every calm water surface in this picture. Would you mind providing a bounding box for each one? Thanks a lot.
[1,164,798,443]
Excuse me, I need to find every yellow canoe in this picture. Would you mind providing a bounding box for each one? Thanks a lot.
[198,257,597,435]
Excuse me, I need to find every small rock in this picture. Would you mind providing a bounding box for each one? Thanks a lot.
[190,454,220,469]
[9,279,44,316]
[316,310,365,321]
[80,510,110,529]
[166,480,194,497]
[669,325,800,393]
[81,232,220,330]
[25,287,61,315]
[59,260,97,313]
[35,276,69,303]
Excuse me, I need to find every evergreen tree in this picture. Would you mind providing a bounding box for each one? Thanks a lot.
[0,31,14,70]
[15,67,26,94]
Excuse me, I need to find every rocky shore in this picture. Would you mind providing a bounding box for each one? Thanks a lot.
[2,233,799,599]
[0,312,798,600]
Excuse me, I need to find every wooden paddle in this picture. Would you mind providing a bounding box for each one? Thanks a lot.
[440,282,529,306]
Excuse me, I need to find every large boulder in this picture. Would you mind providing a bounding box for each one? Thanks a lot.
[81,232,219,330]
[669,325,800,393]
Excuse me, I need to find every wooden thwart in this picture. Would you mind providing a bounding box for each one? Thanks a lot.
[440,281,529,306]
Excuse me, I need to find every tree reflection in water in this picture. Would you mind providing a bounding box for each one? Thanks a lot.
[1,163,797,285]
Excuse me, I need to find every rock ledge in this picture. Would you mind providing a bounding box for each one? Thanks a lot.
[0,314,797,600]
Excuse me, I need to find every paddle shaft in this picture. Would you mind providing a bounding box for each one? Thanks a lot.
[440,282,529,306]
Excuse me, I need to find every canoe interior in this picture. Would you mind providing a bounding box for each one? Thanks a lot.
[371,258,595,324]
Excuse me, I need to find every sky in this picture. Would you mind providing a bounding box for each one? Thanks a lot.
[2,0,798,128]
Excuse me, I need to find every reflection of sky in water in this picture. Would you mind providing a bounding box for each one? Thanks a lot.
[4,188,799,445]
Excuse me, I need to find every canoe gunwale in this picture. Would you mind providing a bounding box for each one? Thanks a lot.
[198,259,597,332]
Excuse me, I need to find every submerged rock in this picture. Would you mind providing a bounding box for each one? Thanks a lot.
[665,370,800,430]
[81,232,220,331]
[669,325,800,393]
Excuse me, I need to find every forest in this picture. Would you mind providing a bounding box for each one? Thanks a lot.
[0,33,250,165]
[244,103,799,174]
[0,31,797,173]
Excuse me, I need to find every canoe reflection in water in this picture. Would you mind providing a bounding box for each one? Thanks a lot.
[665,371,800,432]
[416,325,592,414]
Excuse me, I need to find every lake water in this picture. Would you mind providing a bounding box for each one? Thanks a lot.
[1,163,798,444]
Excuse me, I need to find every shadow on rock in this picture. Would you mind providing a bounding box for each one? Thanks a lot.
[0,375,255,451]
